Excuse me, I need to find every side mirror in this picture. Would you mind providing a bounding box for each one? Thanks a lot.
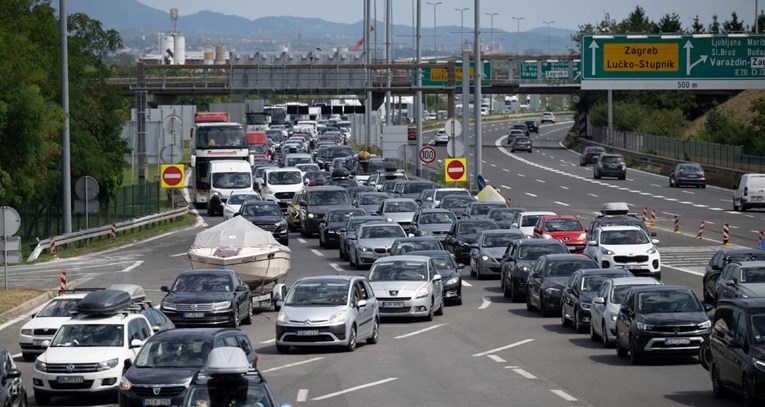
[160,286,170,293]
[40,340,51,349]
[151,325,161,333]
[234,213,240,217]
[728,336,742,349]
[299,199,307,206]
[425,197,433,202]
[593,296,605,305]
[457,263,466,269]
[124,359,133,369]
[470,243,479,249]
[433,274,442,282]
[651,230,657,237]
[339,228,346,233]
[5,368,22,379]
[510,223,518,228]
[130,339,144,348]
[651,239,660,245]
[587,241,597,246]
[236,285,248,292]
[619,304,631,315]
[275,300,284,308]
[357,299,367,308]
[704,304,714,312]
[711,264,721,271]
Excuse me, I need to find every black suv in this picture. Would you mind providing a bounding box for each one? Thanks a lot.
[524,120,539,133]
[444,219,499,265]
[500,239,568,302]
[525,254,599,317]
[119,328,257,407]
[300,186,352,237]
[319,208,367,248]
[561,268,633,333]
[714,261,765,305]
[236,200,289,245]
[703,248,765,304]
[706,298,765,405]
[614,285,711,364]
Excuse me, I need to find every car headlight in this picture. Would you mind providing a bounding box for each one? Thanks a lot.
[276,220,286,226]
[610,314,618,321]
[698,320,711,329]
[577,233,586,241]
[266,188,274,195]
[544,288,561,295]
[277,311,289,323]
[386,217,394,222]
[636,321,653,331]
[328,310,347,325]
[96,358,119,371]
[446,276,460,286]
[755,358,765,373]
[358,246,372,252]
[162,302,176,311]
[580,302,592,310]
[481,255,489,261]
[646,247,657,255]
[415,286,429,299]
[212,301,232,310]
[542,233,553,239]
[35,360,47,372]
[21,328,33,336]
[417,230,430,236]
[308,213,315,219]
[601,247,615,255]
[119,377,132,391]
[458,240,470,247]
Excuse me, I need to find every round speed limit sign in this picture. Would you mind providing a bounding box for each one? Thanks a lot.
[419,146,436,164]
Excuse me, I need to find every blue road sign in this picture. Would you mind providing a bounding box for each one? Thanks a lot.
[477,175,486,190]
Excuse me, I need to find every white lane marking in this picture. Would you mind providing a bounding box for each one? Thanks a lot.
[311,249,325,257]
[535,179,546,183]
[559,186,569,190]
[554,201,570,207]
[170,253,187,257]
[682,190,695,195]
[726,211,740,215]
[482,160,488,164]
[729,225,740,229]
[490,163,497,167]
[503,168,510,172]
[551,390,578,402]
[663,264,703,276]
[260,339,276,344]
[525,193,538,198]
[297,389,309,403]
[461,280,472,287]
[0,301,45,332]
[745,215,754,218]
[517,173,526,177]
[11,353,21,359]
[473,339,535,357]
[311,378,398,401]
[298,238,308,244]
[394,323,446,339]
[512,368,538,379]
[720,199,730,203]
[329,263,345,273]
[505,366,519,369]
[500,184,512,190]
[487,354,506,363]
[706,221,716,225]
[650,184,662,188]
[479,297,491,310]
[587,193,599,198]
[680,201,693,205]
[694,204,709,208]
[262,357,324,373]
[661,212,677,217]
[120,260,143,273]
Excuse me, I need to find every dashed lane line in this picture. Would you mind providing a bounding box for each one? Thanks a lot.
[587,193,599,198]
[394,324,446,339]
[535,179,546,183]
[260,339,276,344]
[473,339,535,357]
[554,201,570,207]
[510,368,538,379]
[311,378,398,401]
[461,280,472,287]
[298,238,308,244]
[500,185,512,190]
[479,297,491,310]
[170,253,187,257]
[487,355,506,363]
[120,261,143,273]
[329,263,345,273]
[503,168,510,172]
[296,389,309,403]
[261,357,324,373]
[551,390,578,402]
[525,193,538,198]
[559,186,569,190]
[311,249,325,257]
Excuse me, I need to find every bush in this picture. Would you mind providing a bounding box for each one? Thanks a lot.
[636,109,688,138]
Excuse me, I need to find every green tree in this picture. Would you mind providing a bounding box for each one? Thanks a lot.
[709,15,721,34]
[723,12,745,33]
[656,13,683,33]
[618,6,655,33]
[754,11,765,33]
[691,15,706,33]
[636,109,688,138]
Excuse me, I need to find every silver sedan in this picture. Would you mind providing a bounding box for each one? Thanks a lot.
[368,255,444,320]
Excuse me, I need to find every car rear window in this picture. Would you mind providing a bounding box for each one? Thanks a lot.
[601,156,624,163]
[544,218,582,232]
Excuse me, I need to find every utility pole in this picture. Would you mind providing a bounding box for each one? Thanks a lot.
[455,7,469,52]
[365,0,373,149]
[512,16,525,55]
[543,20,554,55]
[474,0,482,188]
[427,2,442,59]
[486,12,498,54]
[462,40,470,184]
[757,0,760,33]
[416,0,423,176]
[60,0,72,233]
[385,0,392,125]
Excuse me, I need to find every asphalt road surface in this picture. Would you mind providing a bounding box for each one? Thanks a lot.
[1,117,760,406]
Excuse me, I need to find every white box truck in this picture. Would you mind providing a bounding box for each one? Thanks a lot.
[206,160,254,216]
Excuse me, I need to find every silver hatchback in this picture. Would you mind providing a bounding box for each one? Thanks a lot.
[275,275,380,353]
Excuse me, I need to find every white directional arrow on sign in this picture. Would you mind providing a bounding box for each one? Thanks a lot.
[684,41,708,75]
[589,41,599,76]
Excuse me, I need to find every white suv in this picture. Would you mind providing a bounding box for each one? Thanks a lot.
[32,293,153,404]
[583,225,662,280]
[18,292,90,361]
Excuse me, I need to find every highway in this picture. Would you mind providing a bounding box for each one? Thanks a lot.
[1,118,761,406]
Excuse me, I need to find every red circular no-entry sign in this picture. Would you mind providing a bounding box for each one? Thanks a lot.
[162,165,183,187]
[446,159,466,181]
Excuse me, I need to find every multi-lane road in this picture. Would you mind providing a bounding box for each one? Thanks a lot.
[1,117,762,406]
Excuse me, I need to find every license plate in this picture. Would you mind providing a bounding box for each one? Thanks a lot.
[183,312,205,318]
[665,337,691,345]
[627,265,642,270]
[143,399,172,406]
[296,330,319,336]
[382,301,405,308]
[57,376,83,384]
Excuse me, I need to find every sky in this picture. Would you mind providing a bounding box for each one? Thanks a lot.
[138,0,759,31]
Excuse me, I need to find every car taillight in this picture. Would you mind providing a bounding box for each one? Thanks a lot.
[699,172,706,179]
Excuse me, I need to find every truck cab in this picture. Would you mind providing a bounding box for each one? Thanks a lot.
[262,168,305,215]
[246,132,270,162]
[206,160,254,216]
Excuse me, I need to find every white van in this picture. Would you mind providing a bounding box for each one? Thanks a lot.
[733,173,765,211]
[296,120,318,138]
[207,160,253,216]
[262,168,304,214]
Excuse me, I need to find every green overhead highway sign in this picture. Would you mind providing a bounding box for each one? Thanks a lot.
[416,61,492,87]
[581,34,765,90]
[518,60,581,85]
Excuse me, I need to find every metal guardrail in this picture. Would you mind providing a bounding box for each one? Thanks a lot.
[27,206,190,262]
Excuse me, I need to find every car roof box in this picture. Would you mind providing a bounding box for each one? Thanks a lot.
[600,202,630,216]
[76,289,132,315]
[106,284,146,302]
[205,347,250,375]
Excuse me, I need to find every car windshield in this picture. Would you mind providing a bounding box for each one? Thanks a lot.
[212,172,252,189]
[482,233,523,247]
[287,157,312,167]
[254,167,276,179]
[435,189,470,200]
[458,222,495,235]
[741,266,765,283]
[601,230,649,245]
[37,298,80,317]
[385,201,418,213]
[305,171,330,182]
[420,212,456,224]
[544,219,583,232]
[489,209,520,221]
[51,324,124,347]
[369,261,428,281]
[521,215,545,227]
[677,164,703,172]
[135,338,212,368]
[602,156,623,163]
[585,147,605,154]
[470,204,503,216]
[752,314,765,343]
[394,240,441,254]
[309,191,350,206]
[518,245,565,260]
[430,255,457,271]
[297,164,320,172]
[611,284,657,303]
[268,171,302,185]
[442,197,474,209]
[328,148,353,158]
[638,291,702,313]
[581,275,613,292]
[184,379,274,407]
[228,194,260,205]
[514,137,530,143]
[284,279,350,306]
[328,210,363,222]
[546,260,597,278]
[360,226,404,239]
[360,194,387,205]
[402,183,432,194]
[242,203,282,217]
[173,274,233,293]
[196,126,246,148]
[328,179,358,188]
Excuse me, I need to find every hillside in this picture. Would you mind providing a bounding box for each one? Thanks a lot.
[683,90,765,138]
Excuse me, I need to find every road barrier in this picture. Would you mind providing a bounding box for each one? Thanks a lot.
[674,215,680,234]
[723,223,731,246]
[651,209,657,228]
[758,230,764,245]
[59,270,67,294]
[110,223,117,239]
[696,221,706,239]
[49,237,56,255]
[642,207,648,223]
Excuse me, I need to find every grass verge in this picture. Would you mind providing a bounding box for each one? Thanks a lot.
[0,288,47,315]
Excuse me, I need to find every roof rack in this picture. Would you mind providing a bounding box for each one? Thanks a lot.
[600,202,630,216]
[106,284,146,302]
[57,288,105,295]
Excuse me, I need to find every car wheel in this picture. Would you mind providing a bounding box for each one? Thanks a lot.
[503,278,512,298]
[590,321,600,341]
[230,307,240,328]
[733,199,741,212]
[540,298,551,317]
[510,149,515,153]
[354,253,363,270]
[319,232,325,247]
[580,160,585,166]
[367,319,380,344]
[512,280,525,303]
[34,390,51,405]
[629,336,642,365]
[435,298,444,316]
[242,301,253,325]
[345,325,357,352]
[743,374,757,406]
[702,184,706,189]
[710,363,726,398]
[526,293,536,311]
[276,344,290,354]
[699,339,712,371]
[560,305,571,327]
[349,250,356,268]
[22,352,36,362]
[602,322,612,348]
[619,174,626,180]
[574,308,586,333]
[594,172,601,179]
[425,299,435,321]
[669,178,674,187]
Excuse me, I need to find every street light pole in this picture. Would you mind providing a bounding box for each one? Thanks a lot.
[511,16,525,55]
[486,12,498,54]
[455,7,469,53]
[60,0,72,234]
[427,1,442,60]
[543,20,554,55]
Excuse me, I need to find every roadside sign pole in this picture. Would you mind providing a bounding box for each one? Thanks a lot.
[474,0,482,190]
[461,42,471,183]
[607,89,613,143]
[415,0,423,177]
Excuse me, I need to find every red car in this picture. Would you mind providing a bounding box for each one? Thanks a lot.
[532,215,588,254]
